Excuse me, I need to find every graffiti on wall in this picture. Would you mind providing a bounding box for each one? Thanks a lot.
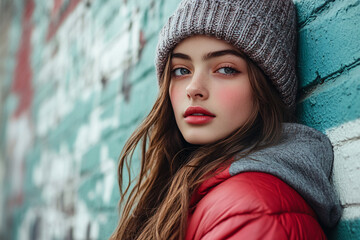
[4,0,153,239]
[6,0,360,239]
[7,0,35,208]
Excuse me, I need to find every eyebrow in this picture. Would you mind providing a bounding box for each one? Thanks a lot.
[171,49,245,61]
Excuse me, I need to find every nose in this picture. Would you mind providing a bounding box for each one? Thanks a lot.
[186,71,209,100]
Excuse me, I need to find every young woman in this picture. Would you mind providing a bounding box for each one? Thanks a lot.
[111,0,342,239]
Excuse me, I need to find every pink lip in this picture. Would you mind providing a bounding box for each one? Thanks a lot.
[184,106,215,125]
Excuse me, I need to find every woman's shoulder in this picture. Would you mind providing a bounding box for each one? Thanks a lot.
[186,172,326,240]
[229,123,342,228]
[193,172,317,217]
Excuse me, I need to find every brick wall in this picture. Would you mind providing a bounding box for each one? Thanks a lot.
[0,0,359,239]
[294,0,360,238]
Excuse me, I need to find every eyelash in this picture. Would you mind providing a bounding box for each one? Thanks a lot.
[216,66,240,75]
[172,68,190,77]
[171,66,240,78]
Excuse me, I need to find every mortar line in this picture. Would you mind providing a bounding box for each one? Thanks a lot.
[297,58,360,102]
[332,135,360,147]
[342,203,360,208]
[298,0,335,29]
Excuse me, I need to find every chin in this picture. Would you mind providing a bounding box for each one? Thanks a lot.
[184,135,218,145]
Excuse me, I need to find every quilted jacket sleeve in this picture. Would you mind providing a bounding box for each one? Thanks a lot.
[186,172,326,240]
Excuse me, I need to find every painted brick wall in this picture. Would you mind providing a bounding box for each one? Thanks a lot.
[294,0,360,238]
[0,0,359,239]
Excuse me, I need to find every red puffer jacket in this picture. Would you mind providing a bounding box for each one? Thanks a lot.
[186,169,326,240]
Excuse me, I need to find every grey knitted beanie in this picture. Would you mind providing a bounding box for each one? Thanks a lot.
[155,0,298,109]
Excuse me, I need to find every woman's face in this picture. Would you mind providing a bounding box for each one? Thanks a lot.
[169,35,255,145]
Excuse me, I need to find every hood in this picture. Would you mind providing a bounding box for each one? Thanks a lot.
[229,123,342,228]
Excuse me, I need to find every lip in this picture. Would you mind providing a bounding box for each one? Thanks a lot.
[184,106,215,125]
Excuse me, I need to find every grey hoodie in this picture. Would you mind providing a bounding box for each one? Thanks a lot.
[229,123,342,228]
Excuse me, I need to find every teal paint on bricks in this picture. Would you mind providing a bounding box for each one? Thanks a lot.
[140,0,167,38]
[99,101,119,138]
[161,0,181,23]
[297,0,360,90]
[131,73,159,109]
[78,172,105,206]
[117,75,158,128]
[295,0,336,26]
[100,78,122,104]
[78,172,119,209]
[327,219,360,240]
[131,38,160,83]
[11,207,23,240]
[297,64,360,132]
[98,212,119,239]
[81,144,102,175]
[23,144,42,193]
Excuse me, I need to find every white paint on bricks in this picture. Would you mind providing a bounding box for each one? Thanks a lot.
[342,206,360,221]
[31,101,121,238]
[19,200,100,240]
[28,144,79,240]
[326,118,360,220]
[73,200,100,239]
[31,140,103,239]
[33,144,74,188]
[326,118,360,146]
[7,112,33,198]
[36,82,74,138]
[35,0,143,139]
[13,0,152,238]
[74,106,117,160]
[100,144,116,204]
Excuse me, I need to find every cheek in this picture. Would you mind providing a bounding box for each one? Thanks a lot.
[169,84,178,105]
[215,86,254,112]
[169,82,184,110]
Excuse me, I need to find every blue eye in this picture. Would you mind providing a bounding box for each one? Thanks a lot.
[217,67,239,75]
[173,68,190,76]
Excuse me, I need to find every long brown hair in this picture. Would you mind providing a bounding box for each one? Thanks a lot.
[111,52,293,240]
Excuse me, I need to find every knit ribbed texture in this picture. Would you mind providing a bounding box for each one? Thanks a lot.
[230,123,342,228]
[156,0,298,110]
